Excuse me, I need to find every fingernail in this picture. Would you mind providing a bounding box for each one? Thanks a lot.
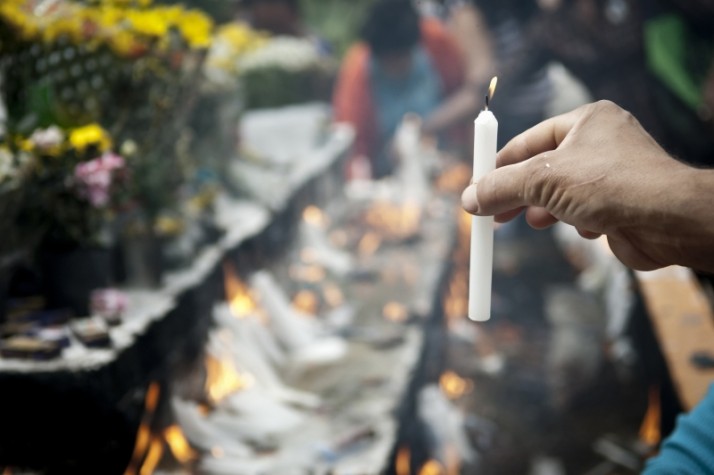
[461,184,479,213]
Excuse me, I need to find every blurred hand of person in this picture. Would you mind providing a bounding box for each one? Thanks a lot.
[461,100,714,272]
[348,155,373,182]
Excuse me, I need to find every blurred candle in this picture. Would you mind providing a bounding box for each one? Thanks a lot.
[469,77,498,322]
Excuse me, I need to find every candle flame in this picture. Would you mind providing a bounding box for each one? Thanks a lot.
[488,77,498,101]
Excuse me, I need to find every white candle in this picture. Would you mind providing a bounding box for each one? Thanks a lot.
[469,78,498,322]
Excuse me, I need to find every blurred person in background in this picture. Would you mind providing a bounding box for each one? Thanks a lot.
[422,0,552,148]
[642,0,714,167]
[421,0,551,241]
[533,0,667,145]
[332,0,465,180]
[642,0,714,292]
[239,0,332,56]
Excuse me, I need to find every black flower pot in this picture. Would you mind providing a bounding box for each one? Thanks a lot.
[115,233,164,289]
[40,247,113,317]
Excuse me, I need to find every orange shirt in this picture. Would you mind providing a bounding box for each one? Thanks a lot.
[333,19,465,177]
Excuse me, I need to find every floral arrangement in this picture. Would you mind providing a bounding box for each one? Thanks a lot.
[0,0,213,57]
[237,36,335,109]
[0,0,218,256]
[0,0,213,130]
[0,0,341,313]
[239,36,325,73]
[203,22,267,93]
[14,123,130,249]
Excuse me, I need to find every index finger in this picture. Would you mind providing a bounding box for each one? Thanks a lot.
[497,106,582,168]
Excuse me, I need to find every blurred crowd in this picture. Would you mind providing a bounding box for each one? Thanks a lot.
[325,0,714,179]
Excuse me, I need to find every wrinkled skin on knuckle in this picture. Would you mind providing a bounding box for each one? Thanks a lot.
[594,99,620,115]
[522,154,558,208]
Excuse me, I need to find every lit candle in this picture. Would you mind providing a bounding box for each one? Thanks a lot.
[469,77,498,322]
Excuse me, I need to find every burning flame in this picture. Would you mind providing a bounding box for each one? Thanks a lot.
[139,437,163,475]
[440,371,474,400]
[303,205,328,228]
[442,207,476,326]
[358,232,382,257]
[124,382,161,475]
[163,425,197,464]
[383,301,409,323]
[444,269,468,324]
[639,386,661,447]
[419,460,446,475]
[223,261,257,318]
[435,162,471,194]
[399,204,421,238]
[124,384,197,474]
[205,354,253,403]
[396,447,411,475]
[292,289,319,315]
[364,201,422,241]
[488,76,498,101]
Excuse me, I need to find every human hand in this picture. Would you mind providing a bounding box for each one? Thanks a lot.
[347,155,373,182]
[462,100,714,271]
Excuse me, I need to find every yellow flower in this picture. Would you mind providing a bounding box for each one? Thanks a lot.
[41,15,84,44]
[218,23,267,53]
[69,124,112,153]
[0,3,39,40]
[18,138,34,153]
[175,10,213,49]
[156,5,183,24]
[126,9,168,38]
[93,6,125,30]
[108,28,143,57]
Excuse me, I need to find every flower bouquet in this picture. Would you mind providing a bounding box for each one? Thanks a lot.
[0,0,220,295]
[14,123,130,316]
[237,36,335,110]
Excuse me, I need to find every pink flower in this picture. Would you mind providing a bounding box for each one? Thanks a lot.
[74,152,126,207]
[90,288,128,323]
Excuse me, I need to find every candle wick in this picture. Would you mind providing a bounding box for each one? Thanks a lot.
[484,94,489,111]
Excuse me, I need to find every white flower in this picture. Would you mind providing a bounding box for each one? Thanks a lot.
[30,126,64,152]
[238,36,321,73]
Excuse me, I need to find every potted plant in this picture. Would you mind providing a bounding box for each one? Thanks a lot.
[16,124,130,317]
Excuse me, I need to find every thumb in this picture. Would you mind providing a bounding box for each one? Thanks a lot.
[462,159,539,216]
